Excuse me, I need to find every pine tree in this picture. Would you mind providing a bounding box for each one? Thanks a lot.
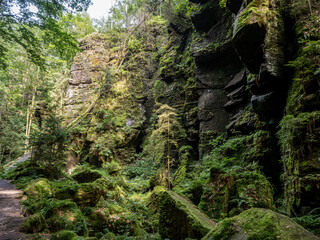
[145,104,186,188]
[29,115,70,173]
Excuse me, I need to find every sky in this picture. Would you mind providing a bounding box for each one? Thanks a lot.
[87,0,114,19]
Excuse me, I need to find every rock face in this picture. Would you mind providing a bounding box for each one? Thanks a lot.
[63,32,155,165]
[62,0,320,231]
[148,186,216,240]
[191,1,243,156]
[64,33,112,121]
[202,208,320,240]
[188,0,320,217]
[276,2,320,214]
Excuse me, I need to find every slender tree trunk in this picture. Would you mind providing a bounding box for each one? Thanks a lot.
[167,117,170,189]
[126,3,129,31]
[25,86,36,154]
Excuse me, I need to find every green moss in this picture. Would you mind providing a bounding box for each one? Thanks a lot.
[203,208,319,240]
[233,1,269,37]
[201,219,235,240]
[278,111,320,213]
[153,80,167,101]
[149,168,170,189]
[51,230,78,240]
[285,14,320,113]
[232,106,266,131]
[85,208,108,233]
[55,182,102,207]
[199,144,274,219]
[173,146,193,185]
[72,168,103,183]
[20,213,48,233]
[148,187,216,239]
[24,178,53,201]
[41,199,88,236]
[235,171,274,210]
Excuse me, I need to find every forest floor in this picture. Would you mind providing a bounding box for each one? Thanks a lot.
[0,179,31,240]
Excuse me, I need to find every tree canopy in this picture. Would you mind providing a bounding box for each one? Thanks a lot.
[0,0,92,68]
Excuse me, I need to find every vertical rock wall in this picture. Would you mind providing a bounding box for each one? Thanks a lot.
[64,33,112,122]
[189,0,320,215]
[191,0,243,156]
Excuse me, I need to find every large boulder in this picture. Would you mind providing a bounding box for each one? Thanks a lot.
[51,230,78,240]
[72,168,102,183]
[42,199,88,236]
[202,208,320,240]
[148,186,216,240]
[24,178,53,201]
[20,213,48,233]
[55,182,103,207]
[199,166,274,219]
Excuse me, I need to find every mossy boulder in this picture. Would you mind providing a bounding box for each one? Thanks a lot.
[55,182,102,207]
[74,183,103,207]
[85,208,108,233]
[42,199,88,236]
[24,178,53,201]
[20,213,48,233]
[148,186,216,239]
[51,230,78,240]
[202,208,319,240]
[12,166,51,180]
[72,168,102,183]
[203,208,319,240]
[234,171,274,209]
[200,166,274,219]
[149,168,171,190]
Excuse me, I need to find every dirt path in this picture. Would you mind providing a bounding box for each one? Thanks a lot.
[0,179,31,240]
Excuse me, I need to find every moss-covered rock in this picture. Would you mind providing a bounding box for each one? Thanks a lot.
[51,230,78,240]
[199,152,274,219]
[20,213,48,233]
[278,10,320,214]
[24,178,53,201]
[85,208,108,233]
[55,182,102,207]
[202,208,320,240]
[42,199,88,236]
[74,183,102,207]
[232,0,269,73]
[149,168,171,190]
[72,168,103,183]
[148,186,216,239]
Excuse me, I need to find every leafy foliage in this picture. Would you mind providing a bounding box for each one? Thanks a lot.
[0,0,91,68]
[292,208,320,236]
[29,115,70,172]
[144,104,186,166]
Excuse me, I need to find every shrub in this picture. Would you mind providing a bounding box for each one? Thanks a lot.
[29,115,70,175]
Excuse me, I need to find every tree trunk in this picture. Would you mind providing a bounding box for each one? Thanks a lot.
[25,86,36,153]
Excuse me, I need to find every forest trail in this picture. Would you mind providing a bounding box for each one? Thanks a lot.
[0,179,31,240]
